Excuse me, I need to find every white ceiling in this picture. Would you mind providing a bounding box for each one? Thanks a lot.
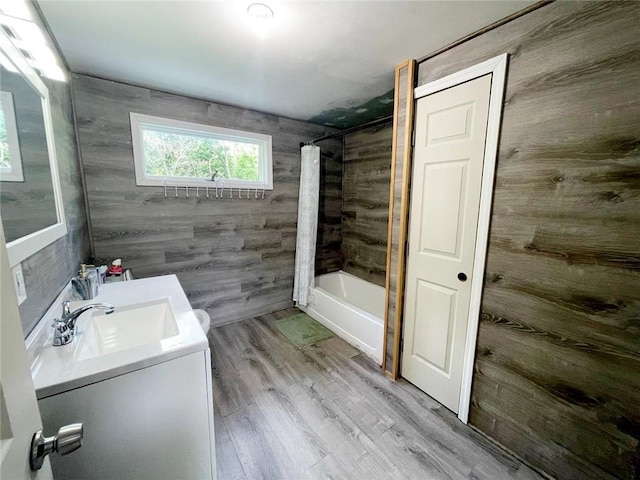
[38,0,534,127]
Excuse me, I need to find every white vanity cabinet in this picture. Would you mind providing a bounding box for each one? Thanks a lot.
[38,350,216,479]
[27,275,216,480]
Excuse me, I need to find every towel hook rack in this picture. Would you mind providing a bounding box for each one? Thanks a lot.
[161,182,267,200]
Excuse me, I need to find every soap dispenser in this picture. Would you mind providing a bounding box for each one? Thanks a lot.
[71,264,99,300]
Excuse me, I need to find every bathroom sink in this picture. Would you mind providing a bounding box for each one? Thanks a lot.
[27,275,208,398]
[76,298,180,360]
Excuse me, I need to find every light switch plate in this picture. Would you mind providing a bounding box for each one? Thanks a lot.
[11,264,27,305]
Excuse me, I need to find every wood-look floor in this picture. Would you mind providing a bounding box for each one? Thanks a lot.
[210,309,543,480]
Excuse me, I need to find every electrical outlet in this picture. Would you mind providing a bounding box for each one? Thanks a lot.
[11,264,27,305]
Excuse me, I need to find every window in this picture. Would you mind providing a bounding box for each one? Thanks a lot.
[130,113,273,190]
[0,91,24,182]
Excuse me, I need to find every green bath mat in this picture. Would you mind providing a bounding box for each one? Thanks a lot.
[275,313,335,347]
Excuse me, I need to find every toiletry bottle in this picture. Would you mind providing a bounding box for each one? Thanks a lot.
[71,264,99,300]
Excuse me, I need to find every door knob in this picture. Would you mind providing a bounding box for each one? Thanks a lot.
[458,272,468,282]
[30,423,83,471]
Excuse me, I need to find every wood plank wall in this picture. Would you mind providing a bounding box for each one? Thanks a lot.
[71,75,342,326]
[342,122,392,286]
[316,136,343,276]
[417,2,639,478]
[16,77,90,335]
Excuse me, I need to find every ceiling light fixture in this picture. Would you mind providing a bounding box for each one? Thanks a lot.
[247,3,274,22]
[0,0,66,81]
[247,3,274,39]
[0,0,31,21]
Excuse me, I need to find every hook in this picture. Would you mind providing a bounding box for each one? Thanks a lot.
[196,186,199,198]
[175,186,178,198]
[206,187,209,198]
[255,188,258,199]
[261,188,265,199]
[186,186,189,198]
[164,179,167,198]
[229,187,233,199]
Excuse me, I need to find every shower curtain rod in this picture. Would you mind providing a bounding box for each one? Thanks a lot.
[300,114,394,147]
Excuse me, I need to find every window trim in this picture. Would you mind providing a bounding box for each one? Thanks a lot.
[130,112,273,190]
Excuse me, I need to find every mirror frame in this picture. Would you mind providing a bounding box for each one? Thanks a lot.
[0,30,67,267]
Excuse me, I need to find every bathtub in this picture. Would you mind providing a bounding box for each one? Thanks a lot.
[299,271,385,364]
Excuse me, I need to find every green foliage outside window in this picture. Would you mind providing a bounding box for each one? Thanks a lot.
[0,103,10,169]
[142,129,259,181]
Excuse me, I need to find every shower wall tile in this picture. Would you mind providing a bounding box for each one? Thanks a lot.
[316,136,343,276]
[342,123,393,287]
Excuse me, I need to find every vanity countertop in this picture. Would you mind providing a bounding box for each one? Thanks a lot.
[26,275,208,399]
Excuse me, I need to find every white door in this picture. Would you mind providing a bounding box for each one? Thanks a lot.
[0,225,54,479]
[401,74,492,413]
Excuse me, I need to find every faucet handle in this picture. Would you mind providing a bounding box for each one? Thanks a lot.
[51,318,69,331]
[51,318,72,346]
[62,300,71,317]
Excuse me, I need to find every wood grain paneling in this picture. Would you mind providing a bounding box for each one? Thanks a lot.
[316,136,343,276]
[383,60,415,375]
[416,2,640,478]
[15,75,90,335]
[342,122,392,286]
[71,75,342,326]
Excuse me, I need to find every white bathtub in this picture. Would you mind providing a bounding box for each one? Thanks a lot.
[299,271,385,364]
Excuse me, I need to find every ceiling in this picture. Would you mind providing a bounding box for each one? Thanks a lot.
[37,1,535,128]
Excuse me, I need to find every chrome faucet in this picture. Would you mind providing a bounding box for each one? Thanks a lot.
[52,300,115,346]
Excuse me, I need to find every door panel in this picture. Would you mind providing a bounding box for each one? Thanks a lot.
[426,101,474,144]
[401,74,492,413]
[419,160,468,257]
[0,225,53,479]
[412,280,457,373]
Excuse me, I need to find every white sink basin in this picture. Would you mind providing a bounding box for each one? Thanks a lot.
[76,298,180,360]
[27,276,209,398]
[77,298,180,360]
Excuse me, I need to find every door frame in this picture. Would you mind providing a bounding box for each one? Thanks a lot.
[408,53,508,424]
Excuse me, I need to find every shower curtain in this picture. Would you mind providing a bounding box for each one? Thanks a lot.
[292,145,320,306]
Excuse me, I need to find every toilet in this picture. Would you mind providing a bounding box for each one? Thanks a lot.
[193,309,211,335]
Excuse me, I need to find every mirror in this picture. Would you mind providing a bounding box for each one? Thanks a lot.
[0,30,66,266]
